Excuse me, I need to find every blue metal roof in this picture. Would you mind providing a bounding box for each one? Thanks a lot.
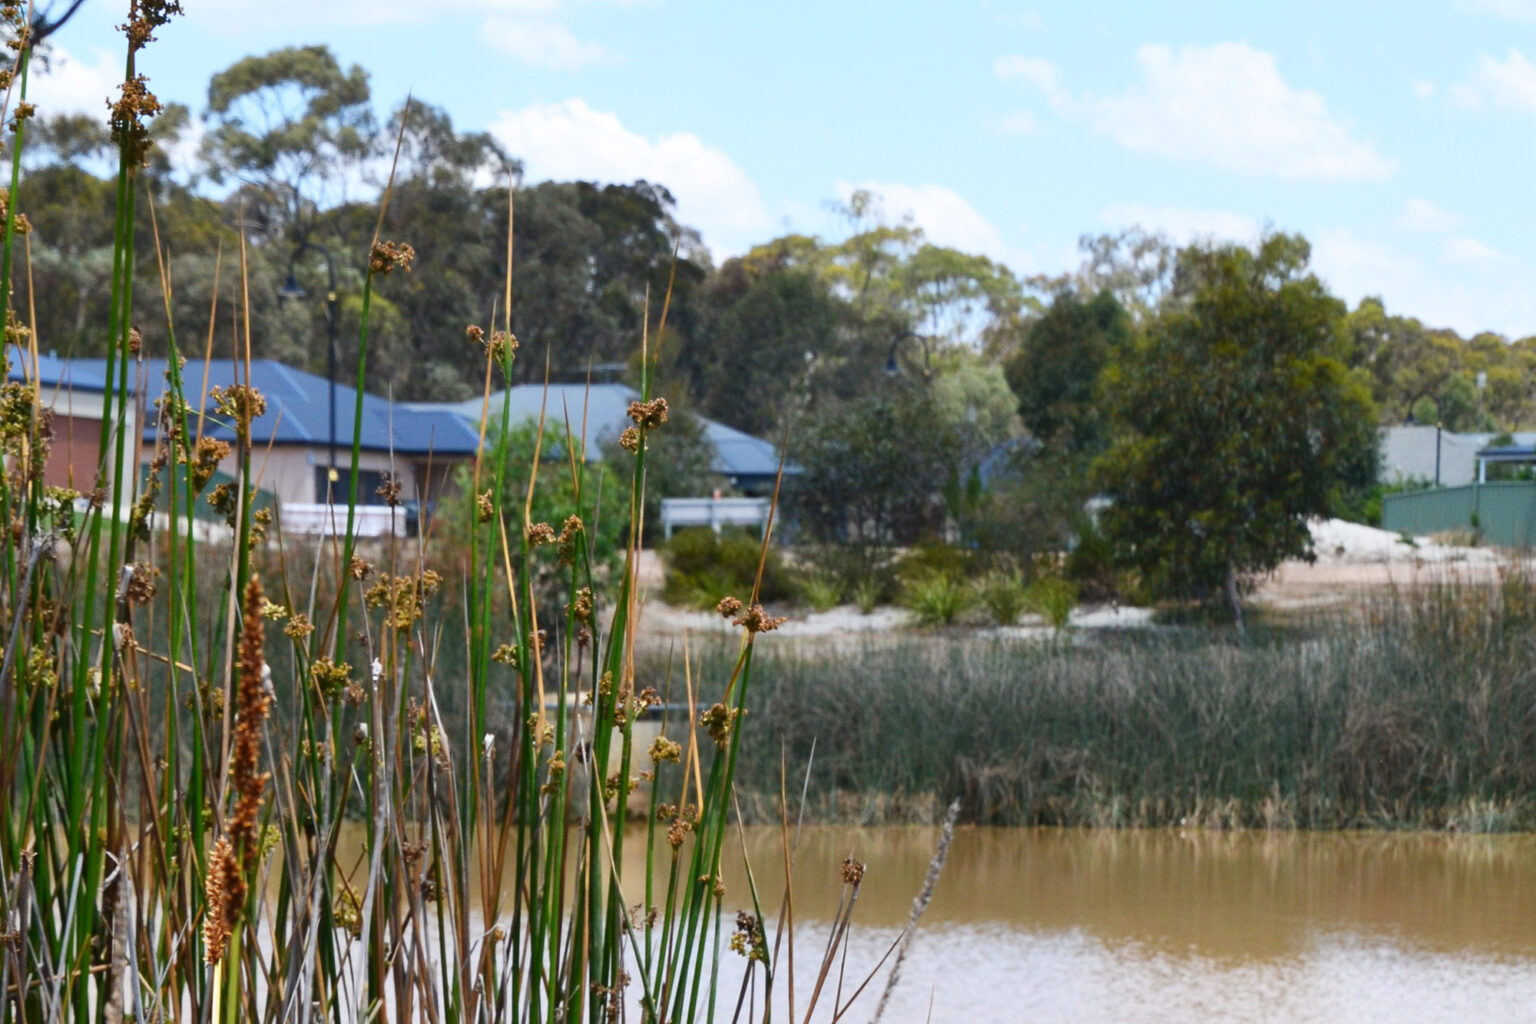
[436,383,792,479]
[66,358,483,456]
[5,348,111,392]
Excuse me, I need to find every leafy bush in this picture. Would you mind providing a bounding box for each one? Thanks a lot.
[798,542,896,605]
[851,576,883,615]
[975,565,1028,625]
[893,542,974,588]
[661,528,797,609]
[902,571,973,627]
[1027,576,1079,632]
[800,573,843,612]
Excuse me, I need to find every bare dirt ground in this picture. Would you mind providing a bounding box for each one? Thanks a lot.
[631,519,1515,647]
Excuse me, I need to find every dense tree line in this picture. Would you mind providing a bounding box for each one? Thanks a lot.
[12,43,1528,615]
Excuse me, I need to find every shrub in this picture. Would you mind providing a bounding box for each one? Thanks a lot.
[975,565,1028,625]
[1027,576,1079,632]
[661,528,796,609]
[800,573,842,612]
[851,576,883,615]
[902,571,973,627]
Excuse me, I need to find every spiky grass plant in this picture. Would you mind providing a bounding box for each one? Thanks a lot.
[0,8,936,1023]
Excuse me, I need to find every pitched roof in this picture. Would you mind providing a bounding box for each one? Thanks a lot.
[62,358,483,456]
[433,383,790,479]
[5,348,112,392]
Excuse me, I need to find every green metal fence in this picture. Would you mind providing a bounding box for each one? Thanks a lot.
[1380,481,1536,548]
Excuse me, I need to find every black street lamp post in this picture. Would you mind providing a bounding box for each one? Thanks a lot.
[884,329,932,381]
[278,242,340,502]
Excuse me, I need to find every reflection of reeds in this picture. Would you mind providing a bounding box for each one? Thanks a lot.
[870,797,961,1024]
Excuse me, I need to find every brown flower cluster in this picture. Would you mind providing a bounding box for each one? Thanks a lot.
[206,577,274,963]
[476,489,494,524]
[699,702,744,746]
[369,240,415,276]
[209,384,267,441]
[107,74,164,167]
[648,734,681,765]
[525,521,556,547]
[570,586,593,624]
[376,474,403,507]
[617,426,641,453]
[283,613,315,640]
[627,397,669,430]
[840,855,866,887]
[120,0,184,52]
[729,911,765,961]
[310,657,353,701]
[364,570,442,630]
[557,514,583,564]
[732,603,787,634]
[716,596,742,619]
[188,437,230,495]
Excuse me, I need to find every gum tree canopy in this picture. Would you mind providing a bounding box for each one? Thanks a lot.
[1093,234,1379,628]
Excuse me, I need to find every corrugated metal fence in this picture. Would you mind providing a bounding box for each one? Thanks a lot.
[1380,482,1536,547]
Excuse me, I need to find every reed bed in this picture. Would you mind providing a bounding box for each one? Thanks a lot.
[0,7,925,1022]
[710,578,1536,831]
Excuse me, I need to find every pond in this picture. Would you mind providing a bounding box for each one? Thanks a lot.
[710,826,1536,1023]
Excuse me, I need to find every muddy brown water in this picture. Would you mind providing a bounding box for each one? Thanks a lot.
[727,826,1536,1023]
[330,825,1536,1022]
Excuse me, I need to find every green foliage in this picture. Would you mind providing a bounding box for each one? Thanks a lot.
[202,45,376,237]
[851,576,884,614]
[444,417,630,573]
[789,387,956,547]
[660,528,796,609]
[1026,576,1079,632]
[975,565,1028,625]
[1093,235,1380,609]
[1005,288,1131,454]
[901,571,973,627]
[799,573,843,613]
[697,268,838,437]
[713,580,1536,827]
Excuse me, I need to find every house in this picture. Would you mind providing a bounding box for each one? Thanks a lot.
[1379,425,1536,488]
[12,354,482,533]
[5,349,134,492]
[433,383,791,495]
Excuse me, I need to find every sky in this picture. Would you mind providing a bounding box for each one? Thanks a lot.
[25,0,1536,338]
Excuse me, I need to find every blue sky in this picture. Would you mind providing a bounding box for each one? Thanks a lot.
[27,0,1536,337]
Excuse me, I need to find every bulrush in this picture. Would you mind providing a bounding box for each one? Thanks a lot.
[203,577,273,964]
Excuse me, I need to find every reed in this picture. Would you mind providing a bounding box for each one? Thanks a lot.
[712,575,1536,831]
[0,8,918,1022]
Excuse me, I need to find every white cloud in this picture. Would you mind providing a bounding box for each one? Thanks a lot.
[1398,198,1462,233]
[1098,203,1261,245]
[836,181,1012,264]
[488,99,770,256]
[28,46,120,118]
[483,18,610,69]
[1462,0,1536,20]
[993,55,1064,99]
[996,9,1044,30]
[1451,49,1536,114]
[1000,42,1395,181]
[1411,78,1436,99]
[1445,236,1501,262]
[1311,227,1536,338]
[996,111,1041,136]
